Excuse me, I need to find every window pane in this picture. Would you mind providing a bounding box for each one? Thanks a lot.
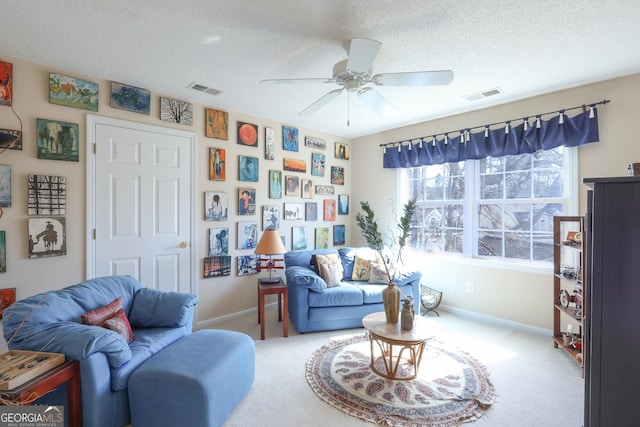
[480,174,503,199]
[505,171,531,198]
[478,231,503,257]
[533,169,563,197]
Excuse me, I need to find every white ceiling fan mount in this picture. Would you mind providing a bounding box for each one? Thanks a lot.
[260,38,454,119]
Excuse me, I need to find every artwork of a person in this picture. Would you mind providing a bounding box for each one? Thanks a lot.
[239,190,254,215]
[285,176,299,196]
[208,194,226,220]
[270,171,282,199]
[210,149,224,180]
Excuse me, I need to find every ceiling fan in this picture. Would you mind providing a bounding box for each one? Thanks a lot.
[260,38,454,119]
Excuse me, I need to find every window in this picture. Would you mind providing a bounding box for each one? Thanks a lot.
[401,146,573,264]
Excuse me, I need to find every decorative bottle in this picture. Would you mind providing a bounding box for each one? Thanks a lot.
[401,296,414,330]
[382,282,402,323]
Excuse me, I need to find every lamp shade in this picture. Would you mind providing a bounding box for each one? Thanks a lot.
[254,230,286,255]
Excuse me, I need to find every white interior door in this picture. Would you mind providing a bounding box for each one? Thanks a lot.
[86,115,195,293]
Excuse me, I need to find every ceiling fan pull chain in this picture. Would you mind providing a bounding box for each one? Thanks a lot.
[347,93,351,126]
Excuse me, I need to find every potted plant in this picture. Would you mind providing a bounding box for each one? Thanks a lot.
[355,199,416,323]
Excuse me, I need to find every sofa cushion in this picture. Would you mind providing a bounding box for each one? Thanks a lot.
[286,266,326,292]
[110,326,186,391]
[308,283,363,307]
[311,253,344,276]
[129,288,198,328]
[369,262,390,284]
[285,248,338,269]
[352,283,386,304]
[318,261,342,287]
[81,297,123,327]
[104,309,135,343]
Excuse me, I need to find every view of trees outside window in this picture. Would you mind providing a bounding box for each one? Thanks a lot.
[403,146,565,263]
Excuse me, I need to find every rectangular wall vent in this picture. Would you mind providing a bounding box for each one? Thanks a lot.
[187,82,221,96]
[465,87,502,102]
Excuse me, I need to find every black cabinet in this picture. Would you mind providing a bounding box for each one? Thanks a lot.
[583,177,640,427]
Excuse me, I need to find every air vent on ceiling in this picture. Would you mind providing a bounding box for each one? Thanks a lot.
[464,87,502,102]
[187,82,221,96]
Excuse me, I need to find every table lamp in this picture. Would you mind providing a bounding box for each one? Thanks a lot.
[254,230,286,283]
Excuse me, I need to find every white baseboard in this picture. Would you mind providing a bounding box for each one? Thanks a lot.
[438,304,552,336]
[195,302,279,330]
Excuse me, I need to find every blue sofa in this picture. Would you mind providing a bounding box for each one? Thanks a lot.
[284,247,422,333]
[2,275,199,427]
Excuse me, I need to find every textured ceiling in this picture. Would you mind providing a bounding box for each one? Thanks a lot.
[1,0,639,138]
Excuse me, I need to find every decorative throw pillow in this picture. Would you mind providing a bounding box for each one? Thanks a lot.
[81,296,123,327]
[104,308,135,343]
[318,262,342,287]
[368,262,390,284]
[314,253,344,278]
[351,253,377,281]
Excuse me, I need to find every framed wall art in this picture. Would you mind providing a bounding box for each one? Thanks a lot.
[323,199,336,221]
[292,226,307,250]
[0,287,15,317]
[315,185,334,195]
[28,174,66,215]
[237,221,258,249]
[239,155,259,182]
[283,125,299,151]
[301,179,313,199]
[209,147,226,181]
[305,202,317,221]
[284,203,303,220]
[305,136,326,150]
[160,97,193,125]
[262,205,280,230]
[265,127,275,160]
[28,216,66,258]
[237,121,258,147]
[205,191,228,221]
[0,232,6,273]
[110,82,150,114]
[203,256,231,278]
[311,153,325,176]
[338,194,349,215]
[205,108,228,140]
[284,175,299,196]
[283,158,306,173]
[0,165,10,207]
[335,142,350,160]
[269,170,282,199]
[330,166,344,185]
[49,72,99,111]
[0,61,13,106]
[333,225,346,245]
[315,227,329,249]
[237,254,260,276]
[208,227,229,256]
[238,188,256,215]
[36,118,79,162]
[0,129,22,150]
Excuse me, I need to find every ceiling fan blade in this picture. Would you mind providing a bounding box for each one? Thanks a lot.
[260,77,333,84]
[358,87,396,116]
[298,88,344,116]
[375,70,454,86]
[346,38,382,74]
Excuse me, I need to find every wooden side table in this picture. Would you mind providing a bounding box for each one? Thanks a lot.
[257,278,288,340]
[0,359,82,427]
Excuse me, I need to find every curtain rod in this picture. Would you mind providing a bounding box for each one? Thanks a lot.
[379,99,610,148]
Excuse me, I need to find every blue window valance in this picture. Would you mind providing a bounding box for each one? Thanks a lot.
[382,101,605,169]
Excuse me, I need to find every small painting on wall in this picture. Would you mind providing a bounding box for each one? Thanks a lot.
[0,165,10,207]
[283,126,299,151]
[305,136,326,150]
[237,254,260,276]
[208,227,229,256]
[284,203,303,220]
[315,227,329,249]
[37,119,79,162]
[301,179,313,199]
[0,287,15,317]
[265,127,275,160]
[335,142,350,160]
[205,191,228,221]
[0,128,22,151]
[262,205,280,230]
[0,232,6,274]
[110,82,150,114]
[209,147,226,181]
[305,202,317,221]
[49,72,99,111]
[205,108,228,140]
[0,61,13,106]
[311,153,325,177]
[238,188,256,215]
[160,97,193,125]
[324,199,336,221]
[331,166,344,185]
[28,174,66,215]
[269,170,282,199]
[239,156,259,182]
[237,122,258,147]
[338,194,349,215]
[203,256,231,278]
[28,216,66,258]
[237,221,258,249]
[283,158,306,173]
[285,175,300,196]
[333,225,346,245]
[292,226,307,250]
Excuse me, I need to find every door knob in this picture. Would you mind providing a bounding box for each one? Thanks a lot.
[179,241,188,248]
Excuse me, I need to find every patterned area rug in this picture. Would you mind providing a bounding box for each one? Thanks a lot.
[306,333,496,427]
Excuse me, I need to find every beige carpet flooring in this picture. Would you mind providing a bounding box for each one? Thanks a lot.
[212,308,584,427]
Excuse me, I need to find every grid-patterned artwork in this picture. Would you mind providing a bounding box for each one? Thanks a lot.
[28,175,66,215]
[203,255,231,278]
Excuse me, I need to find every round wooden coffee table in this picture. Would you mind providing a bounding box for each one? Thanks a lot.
[362,311,437,380]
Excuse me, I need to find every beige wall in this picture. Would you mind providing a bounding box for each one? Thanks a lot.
[351,73,640,330]
[0,55,350,326]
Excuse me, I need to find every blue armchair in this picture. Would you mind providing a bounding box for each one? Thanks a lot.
[2,275,198,427]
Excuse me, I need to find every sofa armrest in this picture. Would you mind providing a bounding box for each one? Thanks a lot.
[128,288,199,329]
[395,270,422,287]
[8,321,132,368]
[285,266,326,293]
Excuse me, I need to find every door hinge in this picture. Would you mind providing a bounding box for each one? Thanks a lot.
[93,228,96,239]
[93,143,96,154]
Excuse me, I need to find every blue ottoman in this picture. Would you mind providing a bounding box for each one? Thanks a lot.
[129,329,255,427]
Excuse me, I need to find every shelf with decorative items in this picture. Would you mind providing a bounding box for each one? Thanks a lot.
[552,215,586,376]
